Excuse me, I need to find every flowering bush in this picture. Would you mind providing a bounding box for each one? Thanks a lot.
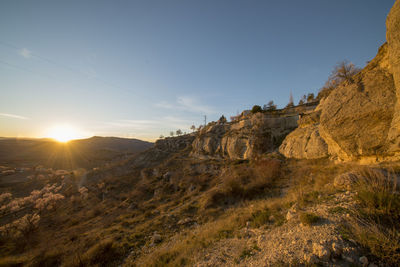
[0,183,65,215]
[0,213,40,239]
[0,192,12,204]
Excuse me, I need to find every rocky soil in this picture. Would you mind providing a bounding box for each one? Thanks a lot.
[192,190,372,267]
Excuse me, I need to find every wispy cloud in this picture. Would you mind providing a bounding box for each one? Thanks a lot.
[0,113,29,120]
[155,96,216,114]
[105,119,158,130]
[19,48,32,58]
[102,116,193,132]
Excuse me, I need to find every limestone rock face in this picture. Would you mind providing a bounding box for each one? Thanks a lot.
[279,1,400,162]
[387,0,400,90]
[319,44,396,161]
[191,124,229,157]
[279,124,328,159]
[154,135,195,153]
[191,113,298,159]
[386,0,400,150]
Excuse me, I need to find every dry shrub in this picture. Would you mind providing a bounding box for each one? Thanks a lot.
[81,238,124,266]
[299,212,320,226]
[348,216,400,265]
[139,208,249,266]
[0,255,27,267]
[131,179,153,201]
[29,250,62,267]
[204,159,281,208]
[347,168,400,265]
[354,168,400,218]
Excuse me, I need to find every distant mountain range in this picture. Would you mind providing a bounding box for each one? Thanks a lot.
[0,136,153,169]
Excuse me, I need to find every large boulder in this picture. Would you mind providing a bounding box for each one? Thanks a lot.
[279,124,328,159]
[319,43,396,161]
[279,1,400,163]
[387,0,400,150]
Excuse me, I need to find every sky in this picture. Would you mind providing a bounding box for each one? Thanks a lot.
[0,0,395,141]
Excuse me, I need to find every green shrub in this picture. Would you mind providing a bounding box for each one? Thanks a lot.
[251,209,271,227]
[299,212,320,226]
[82,239,124,266]
[251,105,263,114]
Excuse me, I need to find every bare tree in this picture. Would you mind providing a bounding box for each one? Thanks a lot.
[332,60,361,83]
[190,125,196,132]
[298,95,306,105]
[318,60,361,99]
[176,129,182,136]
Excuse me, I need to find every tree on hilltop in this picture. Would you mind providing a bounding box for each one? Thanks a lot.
[285,92,294,108]
[298,95,306,105]
[307,93,315,103]
[251,105,263,114]
[263,100,277,111]
[218,115,227,124]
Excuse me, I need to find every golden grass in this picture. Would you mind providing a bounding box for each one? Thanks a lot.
[344,168,400,265]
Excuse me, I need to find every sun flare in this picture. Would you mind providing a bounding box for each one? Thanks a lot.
[47,124,82,143]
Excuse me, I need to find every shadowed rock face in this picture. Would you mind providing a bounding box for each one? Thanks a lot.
[191,113,298,159]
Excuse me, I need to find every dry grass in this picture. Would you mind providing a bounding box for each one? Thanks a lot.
[346,168,400,265]
[202,158,282,208]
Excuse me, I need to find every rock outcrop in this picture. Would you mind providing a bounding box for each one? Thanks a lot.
[280,0,400,162]
[154,134,195,153]
[279,124,328,159]
[387,0,400,151]
[318,43,396,161]
[191,112,298,159]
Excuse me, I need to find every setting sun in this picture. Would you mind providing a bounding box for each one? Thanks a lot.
[46,124,82,143]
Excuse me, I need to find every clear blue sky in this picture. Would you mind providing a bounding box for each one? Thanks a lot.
[0,0,395,141]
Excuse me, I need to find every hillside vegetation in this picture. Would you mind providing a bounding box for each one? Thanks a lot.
[1,1,400,266]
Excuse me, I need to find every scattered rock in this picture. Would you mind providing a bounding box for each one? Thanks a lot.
[150,232,162,246]
[304,254,318,264]
[359,256,369,266]
[177,217,194,225]
[286,210,296,221]
[333,172,358,189]
[312,243,331,261]
[331,242,342,257]
[257,235,266,246]
[343,255,355,263]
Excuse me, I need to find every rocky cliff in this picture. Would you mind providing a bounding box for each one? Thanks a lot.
[387,0,400,152]
[280,0,400,163]
[191,112,299,159]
